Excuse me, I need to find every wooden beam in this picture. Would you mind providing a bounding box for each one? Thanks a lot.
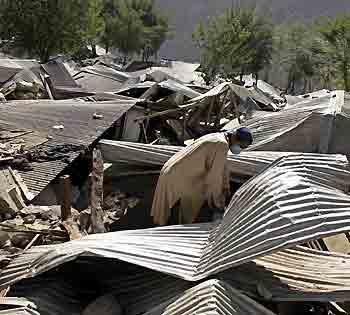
[59,175,72,221]
[89,149,106,233]
[141,121,149,144]
[229,87,242,124]
[182,113,189,143]
[41,74,54,100]
[206,97,215,125]
[215,91,229,127]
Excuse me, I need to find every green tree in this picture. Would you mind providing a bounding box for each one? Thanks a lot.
[274,23,319,93]
[86,0,105,57]
[112,2,144,64]
[101,0,119,54]
[101,0,171,62]
[0,0,104,62]
[128,0,171,61]
[316,14,350,91]
[193,6,274,84]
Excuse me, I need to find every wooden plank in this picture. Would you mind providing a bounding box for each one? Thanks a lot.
[182,113,189,143]
[24,234,40,251]
[59,175,72,221]
[141,121,149,144]
[229,87,242,124]
[62,219,83,240]
[89,149,106,233]
[9,167,33,201]
[40,73,54,100]
[206,97,215,125]
[329,302,347,315]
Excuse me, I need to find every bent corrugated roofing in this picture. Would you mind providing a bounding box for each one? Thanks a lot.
[1,155,350,286]
[143,280,277,315]
[0,99,137,200]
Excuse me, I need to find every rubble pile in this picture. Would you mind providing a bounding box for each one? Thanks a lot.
[0,52,349,315]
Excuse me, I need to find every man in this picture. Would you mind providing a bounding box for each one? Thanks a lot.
[151,127,253,225]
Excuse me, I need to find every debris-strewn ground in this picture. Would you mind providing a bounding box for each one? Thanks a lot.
[0,53,349,315]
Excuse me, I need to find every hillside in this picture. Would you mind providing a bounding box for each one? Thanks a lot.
[156,0,350,61]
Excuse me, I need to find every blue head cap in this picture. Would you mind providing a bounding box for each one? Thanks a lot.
[225,127,253,148]
[236,127,253,148]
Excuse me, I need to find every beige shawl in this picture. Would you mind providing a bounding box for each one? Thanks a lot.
[151,133,230,225]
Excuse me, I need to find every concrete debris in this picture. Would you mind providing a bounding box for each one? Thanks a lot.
[0,53,350,315]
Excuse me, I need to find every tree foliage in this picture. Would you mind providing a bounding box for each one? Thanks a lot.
[0,0,104,62]
[101,0,171,63]
[112,2,144,63]
[193,6,274,84]
[86,0,105,56]
[316,14,350,91]
[272,23,324,93]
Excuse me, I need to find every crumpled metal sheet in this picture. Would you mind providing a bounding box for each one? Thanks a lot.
[143,279,277,315]
[1,155,350,287]
[0,298,39,315]
[230,83,280,110]
[8,276,83,315]
[225,91,348,154]
[71,259,195,315]
[222,245,350,302]
[240,74,285,104]
[82,246,350,305]
[99,140,350,186]
[0,99,137,200]
[158,80,202,99]
[183,82,229,105]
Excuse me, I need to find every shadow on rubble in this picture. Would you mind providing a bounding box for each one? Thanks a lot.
[6,254,328,315]
[105,174,159,231]
[105,176,242,232]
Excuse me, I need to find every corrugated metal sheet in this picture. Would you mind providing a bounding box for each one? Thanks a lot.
[183,82,229,105]
[99,140,350,184]
[0,59,27,83]
[116,81,156,94]
[240,74,285,104]
[0,99,137,199]
[0,100,136,146]
[231,245,350,302]
[74,65,130,92]
[85,246,350,304]
[128,64,204,85]
[17,153,80,198]
[231,83,279,110]
[9,277,83,315]
[4,69,44,90]
[41,60,78,88]
[75,72,125,92]
[108,272,193,315]
[5,270,277,315]
[224,91,346,153]
[0,307,39,315]
[0,298,39,315]
[2,155,350,286]
[143,280,277,315]
[158,80,202,99]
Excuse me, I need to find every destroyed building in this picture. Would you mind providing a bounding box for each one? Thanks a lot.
[0,53,349,315]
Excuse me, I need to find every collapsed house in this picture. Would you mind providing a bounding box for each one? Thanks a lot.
[0,53,349,315]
